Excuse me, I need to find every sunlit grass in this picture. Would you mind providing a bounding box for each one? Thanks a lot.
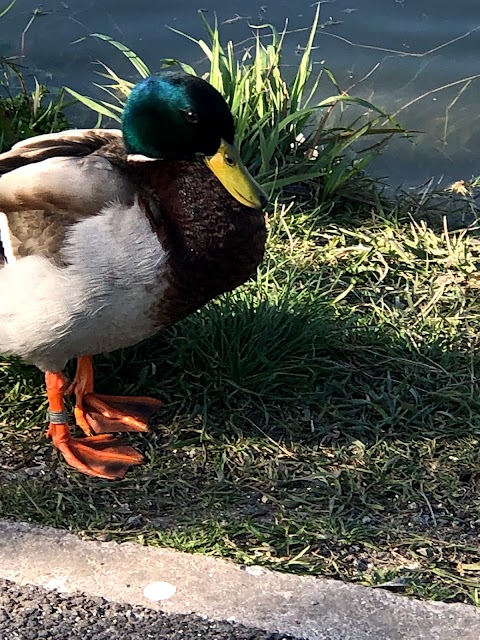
[2,197,480,604]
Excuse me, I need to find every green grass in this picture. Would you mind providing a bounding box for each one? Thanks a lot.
[0,0,68,151]
[0,81,69,152]
[1,10,480,607]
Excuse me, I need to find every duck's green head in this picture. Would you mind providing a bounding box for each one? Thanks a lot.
[122,72,267,209]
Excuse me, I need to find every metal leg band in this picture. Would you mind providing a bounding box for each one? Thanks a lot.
[48,410,68,424]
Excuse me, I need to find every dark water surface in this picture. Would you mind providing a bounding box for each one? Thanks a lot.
[2,0,480,186]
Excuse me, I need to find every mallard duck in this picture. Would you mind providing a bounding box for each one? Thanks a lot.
[0,71,267,480]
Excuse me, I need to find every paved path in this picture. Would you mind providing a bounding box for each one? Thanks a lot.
[0,520,479,640]
[0,578,296,640]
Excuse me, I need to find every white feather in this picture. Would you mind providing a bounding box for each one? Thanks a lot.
[0,201,168,371]
[0,212,15,264]
[127,154,157,163]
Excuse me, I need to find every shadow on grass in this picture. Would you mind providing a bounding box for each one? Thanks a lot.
[0,290,479,604]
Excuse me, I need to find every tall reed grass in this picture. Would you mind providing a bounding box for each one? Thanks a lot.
[67,8,403,198]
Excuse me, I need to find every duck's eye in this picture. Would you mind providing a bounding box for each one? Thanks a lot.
[184,110,199,124]
[224,154,235,167]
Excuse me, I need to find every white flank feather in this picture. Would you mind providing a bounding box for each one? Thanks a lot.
[0,212,15,264]
[0,201,168,371]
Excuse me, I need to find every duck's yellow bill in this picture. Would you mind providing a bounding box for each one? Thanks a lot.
[205,140,267,209]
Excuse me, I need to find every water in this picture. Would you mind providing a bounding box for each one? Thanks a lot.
[2,0,480,186]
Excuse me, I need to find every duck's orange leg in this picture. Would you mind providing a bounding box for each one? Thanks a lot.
[66,356,162,436]
[45,371,145,480]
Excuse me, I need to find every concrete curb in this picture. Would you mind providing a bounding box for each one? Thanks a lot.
[1,519,479,639]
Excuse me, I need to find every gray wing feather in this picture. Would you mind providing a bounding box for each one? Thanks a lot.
[0,129,136,263]
[0,129,122,173]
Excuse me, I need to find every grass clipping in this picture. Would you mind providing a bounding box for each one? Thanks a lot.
[2,10,480,606]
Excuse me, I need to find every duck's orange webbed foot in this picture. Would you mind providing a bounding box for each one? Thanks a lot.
[45,371,145,479]
[66,356,162,436]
